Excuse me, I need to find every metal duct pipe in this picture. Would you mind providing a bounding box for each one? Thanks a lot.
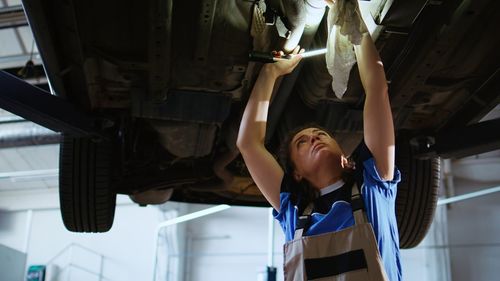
[0,121,60,148]
[262,0,328,143]
[0,5,27,30]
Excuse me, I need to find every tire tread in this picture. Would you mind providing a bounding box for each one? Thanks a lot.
[59,134,116,233]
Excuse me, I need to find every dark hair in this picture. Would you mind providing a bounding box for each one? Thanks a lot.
[278,123,355,209]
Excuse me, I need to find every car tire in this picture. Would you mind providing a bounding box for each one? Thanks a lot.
[395,138,441,249]
[59,134,116,232]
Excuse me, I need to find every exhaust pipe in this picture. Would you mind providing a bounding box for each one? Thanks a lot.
[281,0,327,51]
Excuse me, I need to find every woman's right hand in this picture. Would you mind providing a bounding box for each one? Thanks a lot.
[237,46,304,211]
[263,45,304,78]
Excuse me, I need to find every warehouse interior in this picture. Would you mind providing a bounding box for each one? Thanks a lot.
[1,0,500,280]
[0,144,499,280]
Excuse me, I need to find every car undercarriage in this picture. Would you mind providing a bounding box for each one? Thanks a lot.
[1,0,499,248]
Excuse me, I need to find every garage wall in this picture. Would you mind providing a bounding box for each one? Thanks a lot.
[400,204,451,281]
[0,210,29,252]
[0,196,163,281]
[4,151,500,281]
[0,243,26,281]
[447,178,500,281]
[182,206,284,281]
[182,205,450,281]
[0,194,453,281]
[27,204,160,281]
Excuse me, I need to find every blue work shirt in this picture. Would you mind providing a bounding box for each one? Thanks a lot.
[273,144,403,281]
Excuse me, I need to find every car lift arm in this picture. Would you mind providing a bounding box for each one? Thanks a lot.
[413,118,500,159]
[0,70,108,138]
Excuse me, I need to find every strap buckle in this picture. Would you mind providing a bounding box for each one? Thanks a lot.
[350,183,365,212]
[351,195,364,212]
[296,215,310,230]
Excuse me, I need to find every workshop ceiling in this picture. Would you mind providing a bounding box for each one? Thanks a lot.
[0,143,59,192]
[0,0,42,69]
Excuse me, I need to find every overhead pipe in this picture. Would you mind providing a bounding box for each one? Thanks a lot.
[0,121,60,148]
[0,5,27,30]
[281,0,328,51]
[253,0,329,142]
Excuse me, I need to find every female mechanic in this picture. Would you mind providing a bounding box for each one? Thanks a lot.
[236,9,402,281]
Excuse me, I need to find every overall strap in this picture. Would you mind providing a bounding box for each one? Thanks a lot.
[294,182,368,239]
[294,203,314,239]
[350,182,368,225]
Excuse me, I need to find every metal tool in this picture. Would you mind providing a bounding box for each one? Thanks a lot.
[248,48,327,63]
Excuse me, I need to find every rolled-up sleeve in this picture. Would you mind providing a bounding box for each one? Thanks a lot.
[272,174,297,241]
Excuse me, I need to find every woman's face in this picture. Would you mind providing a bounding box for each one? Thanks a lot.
[289,127,344,181]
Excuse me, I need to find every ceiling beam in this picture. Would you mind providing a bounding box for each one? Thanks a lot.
[0,5,27,30]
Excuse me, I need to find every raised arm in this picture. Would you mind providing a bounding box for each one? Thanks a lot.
[354,33,395,180]
[237,47,303,210]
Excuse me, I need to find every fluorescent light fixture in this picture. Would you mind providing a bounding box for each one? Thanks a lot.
[438,185,500,205]
[0,169,58,182]
[152,204,231,280]
[157,204,231,229]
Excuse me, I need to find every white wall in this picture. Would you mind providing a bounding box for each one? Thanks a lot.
[0,243,26,281]
[0,195,165,281]
[0,196,471,281]
[447,178,500,281]
[0,210,29,252]
[400,204,451,281]
[182,205,284,281]
[27,204,159,281]
[181,204,449,281]
[2,154,499,281]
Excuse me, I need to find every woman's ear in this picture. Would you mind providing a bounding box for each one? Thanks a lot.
[341,155,349,168]
[293,171,303,182]
[341,155,355,170]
